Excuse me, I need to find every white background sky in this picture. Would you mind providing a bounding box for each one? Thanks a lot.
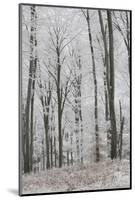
[0,0,134,199]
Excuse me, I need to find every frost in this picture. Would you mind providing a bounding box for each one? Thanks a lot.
[22,159,130,194]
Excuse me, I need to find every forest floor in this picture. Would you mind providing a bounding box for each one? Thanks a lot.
[22,159,130,194]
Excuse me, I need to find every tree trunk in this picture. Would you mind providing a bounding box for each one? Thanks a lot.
[70,131,73,166]
[78,57,83,165]
[54,136,57,167]
[71,152,73,166]
[98,10,110,157]
[56,49,63,168]
[74,77,80,163]
[39,79,52,170]
[127,14,130,78]
[44,114,50,169]
[24,5,36,173]
[107,10,117,159]
[42,138,45,170]
[29,33,37,171]
[67,151,69,166]
[86,10,100,162]
[50,137,53,168]
[119,101,124,160]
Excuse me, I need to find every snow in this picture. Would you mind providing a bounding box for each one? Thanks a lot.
[22,159,130,194]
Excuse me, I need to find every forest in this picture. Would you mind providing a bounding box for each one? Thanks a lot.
[20,4,131,194]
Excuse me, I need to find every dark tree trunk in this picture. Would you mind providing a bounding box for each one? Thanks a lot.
[29,37,37,171]
[54,136,57,167]
[78,57,83,165]
[42,138,45,170]
[41,98,51,170]
[119,101,125,160]
[56,49,63,168]
[22,107,26,171]
[44,113,50,169]
[86,10,100,162]
[67,151,69,166]
[50,137,53,168]
[126,12,130,78]
[98,10,110,157]
[71,152,73,166]
[24,5,36,173]
[107,10,117,159]
[74,83,80,163]
[39,78,52,170]
[73,55,83,164]
[70,131,73,166]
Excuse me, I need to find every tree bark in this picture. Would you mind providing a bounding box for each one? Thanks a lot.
[50,137,53,168]
[67,150,69,166]
[29,18,37,171]
[44,111,50,169]
[119,101,124,160]
[39,80,52,170]
[24,5,36,173]
[74,74,80,163]
[54,136,57,167]
[56,48,63,168]
[107,10,117,159]
[86,10,100,162]
[78,56,83,165]
[98,10,111,157]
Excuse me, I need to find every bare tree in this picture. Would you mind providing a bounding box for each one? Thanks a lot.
[82,9,100,162]
[73,54,84,164]
[98,10,110,157]
[47,21,76,167]
[107,10,117,159]
[24,5,37,173]
[38,74,52,169]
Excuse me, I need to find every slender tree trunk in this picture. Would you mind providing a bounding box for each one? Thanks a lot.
[80,109,83,164]
[40,95,50,169]
[44,115,50,169]
[126,11,130,77]
[70,131,73,166]
[74,77,80,163]
[119,101,124,160]
[22,109,26,171]
[56,49,63,168]
[30,54,37,171]
[54,136,57,167]
[50,137,53,168]
[39,79,52,170]
[42,138,45,170]
[98,10,109,119]
[24,5,35,173]
[86,10,100,162]
[78,57,83,165]
[98,10,111,157]
[71,152,73,166]
[67,151,69,166]
[107,10,117,159]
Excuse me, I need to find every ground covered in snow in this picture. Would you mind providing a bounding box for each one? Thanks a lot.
[22,159,130,194]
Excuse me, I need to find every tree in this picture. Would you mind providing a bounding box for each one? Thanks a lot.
[73,54,84,164]
[24,5,37,173]
[38,75,52,169]
[47,21,76,167]
[98,10,110,157]
[82,9,100,162]
[107,10,117,159]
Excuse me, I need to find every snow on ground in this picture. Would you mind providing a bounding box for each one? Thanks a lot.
[22,159,130,194]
